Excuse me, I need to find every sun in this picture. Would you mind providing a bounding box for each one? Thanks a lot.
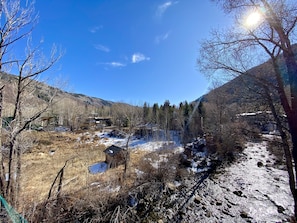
[245,11,262,28]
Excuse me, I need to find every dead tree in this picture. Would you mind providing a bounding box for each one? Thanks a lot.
[0,0,62,207]
[111,103,142,179]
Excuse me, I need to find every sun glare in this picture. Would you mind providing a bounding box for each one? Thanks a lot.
[245,11,262,28]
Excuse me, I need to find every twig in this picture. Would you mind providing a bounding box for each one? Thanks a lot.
[47,159,71,200]
[110,205,121,223]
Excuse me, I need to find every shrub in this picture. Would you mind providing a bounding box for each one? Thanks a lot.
[266,139,286,169]
[138,151,180,184]
[206,122,245,162]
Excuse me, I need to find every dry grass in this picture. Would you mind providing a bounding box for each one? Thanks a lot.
[20,132,105,205]
[19,131,153,212]
[9,131,187,222]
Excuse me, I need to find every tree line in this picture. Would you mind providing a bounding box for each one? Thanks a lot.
[110,100,204,144]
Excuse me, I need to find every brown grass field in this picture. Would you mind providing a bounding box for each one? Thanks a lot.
[19,130,150,212]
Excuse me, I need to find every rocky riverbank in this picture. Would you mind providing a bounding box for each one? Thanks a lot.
[131,141,294,222]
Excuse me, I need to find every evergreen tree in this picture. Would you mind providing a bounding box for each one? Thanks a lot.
[143,102,150,124]
[152,103,159,125]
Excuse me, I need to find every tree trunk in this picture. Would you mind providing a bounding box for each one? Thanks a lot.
[6,141,15,205]
[268,46,297,218]
[288,111,297,218]
[15,144,21,208]
[0,86,4,195]
[123,134,131,180]
[291,128,297,219]
[267,3,297,199]
[282,50,297,213]
[266,90,297,218]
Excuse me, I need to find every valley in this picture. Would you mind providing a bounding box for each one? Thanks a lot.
[13,130,293,222]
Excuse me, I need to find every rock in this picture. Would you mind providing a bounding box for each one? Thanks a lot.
[240,211,249,218]
[179,208,187,216]
[233,190,243,197]
[216,200,222,206]
[257,161,263,167]
[222,209,235,217]
[194,195,202,204]
[187,205,193,211]
[225,196,236,206]
[166,182,177,192]
[181,159,192,167]
[205,211,211,218]
[277,205,285,213]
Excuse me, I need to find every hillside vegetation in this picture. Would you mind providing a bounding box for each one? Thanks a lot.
[0,72,113,118]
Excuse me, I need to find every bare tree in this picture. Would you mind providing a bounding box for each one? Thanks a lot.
[202,81,246,160]
[0,0,62,207]
[204,81,231,139]
[111,103,142,179]
[54,99,84,131]
[198,0,297,218]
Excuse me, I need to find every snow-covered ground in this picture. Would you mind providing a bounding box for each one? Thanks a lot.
[96,131,183,152]
[179,141,294,222]
[88,131,183,174]
[86,131,294,221]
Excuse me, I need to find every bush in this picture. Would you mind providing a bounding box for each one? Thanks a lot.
[266,139,286,169]
[138,151,180,184]
[206,122,245,162]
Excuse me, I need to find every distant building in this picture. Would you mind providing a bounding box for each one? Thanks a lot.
[82,116,112,130]
[236,111,285,134]
[103,145,126,168]
[134,123,161,139]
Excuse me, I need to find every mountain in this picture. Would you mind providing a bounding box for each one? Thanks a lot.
[0,72,114,118]
[202,67,272,110]
[196,44,297,111]
[195,51,297,112]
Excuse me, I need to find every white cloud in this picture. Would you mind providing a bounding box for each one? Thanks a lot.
[94,44,110,52]
[98,62,126,68]
[89,25,103,33]
[131,53,150,63]
[155,31,170,44]
[156,1,178,18]
[108,62,126,67]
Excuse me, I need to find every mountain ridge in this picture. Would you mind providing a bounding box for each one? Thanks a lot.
[0,72,115,119]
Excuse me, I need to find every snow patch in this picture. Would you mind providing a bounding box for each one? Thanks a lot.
[89,162,108,174]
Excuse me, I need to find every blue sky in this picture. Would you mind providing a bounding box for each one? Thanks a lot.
[33,1,231,106]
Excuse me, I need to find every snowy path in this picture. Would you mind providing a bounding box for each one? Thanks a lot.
[179,141,294,222]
